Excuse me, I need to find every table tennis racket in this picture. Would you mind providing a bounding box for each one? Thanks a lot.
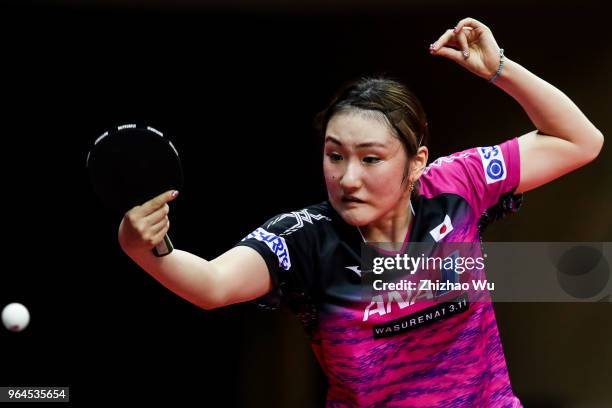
[87,124,183,257]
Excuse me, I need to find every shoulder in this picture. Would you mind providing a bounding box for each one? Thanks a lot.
[417,139,521,220]
[238,201,334,273]
[242,202,335,251]
[420,139,519,198]
[422,149,479,178]
[419,148,479,198]
[262,201,334,236]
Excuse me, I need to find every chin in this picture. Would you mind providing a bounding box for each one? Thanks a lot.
[328,196,375,226]
[335,207,373,227]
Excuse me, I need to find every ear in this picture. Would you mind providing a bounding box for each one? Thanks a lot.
[410,146,429,181]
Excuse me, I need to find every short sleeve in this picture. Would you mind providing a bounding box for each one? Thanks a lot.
[422,138,522,217]
[235,210,321,310]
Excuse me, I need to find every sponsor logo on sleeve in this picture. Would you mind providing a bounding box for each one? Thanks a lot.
[477,145,507,184]
[242,228,291,270]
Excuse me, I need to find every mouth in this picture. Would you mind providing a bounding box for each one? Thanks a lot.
[341,195,365,204]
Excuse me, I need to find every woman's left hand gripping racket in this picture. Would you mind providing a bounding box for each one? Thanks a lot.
[87,124,184,257]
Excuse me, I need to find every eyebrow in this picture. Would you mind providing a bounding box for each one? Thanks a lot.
[324,136,387,149]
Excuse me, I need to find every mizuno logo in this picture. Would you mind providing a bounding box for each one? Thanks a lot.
[345,265,362,277]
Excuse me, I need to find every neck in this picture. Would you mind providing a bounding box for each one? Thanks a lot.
[359,196,413,245]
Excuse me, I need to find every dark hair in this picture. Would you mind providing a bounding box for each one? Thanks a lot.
[314,77,429,198]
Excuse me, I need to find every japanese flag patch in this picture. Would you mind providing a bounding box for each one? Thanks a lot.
[430,215,454,242]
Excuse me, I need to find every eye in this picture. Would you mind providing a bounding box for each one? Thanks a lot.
[363,156,381,164]
[327,153,343,162]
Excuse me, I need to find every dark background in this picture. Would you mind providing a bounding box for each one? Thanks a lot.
[0,0,610,406]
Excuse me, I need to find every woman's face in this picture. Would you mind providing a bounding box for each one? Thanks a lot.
[323,111,411,227]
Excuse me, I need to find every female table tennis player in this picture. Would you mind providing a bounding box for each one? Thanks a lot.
[117,18,603,407]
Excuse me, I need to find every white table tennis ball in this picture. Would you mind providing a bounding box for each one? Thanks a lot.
[2,302,30,332]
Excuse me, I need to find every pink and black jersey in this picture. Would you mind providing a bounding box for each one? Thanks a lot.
[237,138,524,407]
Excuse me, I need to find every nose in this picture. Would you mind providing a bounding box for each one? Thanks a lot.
[339,160,363,191]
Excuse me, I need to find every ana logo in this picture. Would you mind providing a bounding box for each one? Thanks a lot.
[478,145,507,184]
[363,288,435,322]
[430,215,454,242]
[242,227,291,270]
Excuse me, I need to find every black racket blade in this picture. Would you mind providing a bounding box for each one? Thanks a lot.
[87,124,183,215]
[87,124,183,257]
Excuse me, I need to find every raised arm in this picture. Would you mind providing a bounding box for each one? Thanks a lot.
[429,17,604,193]
[118,190,272,310]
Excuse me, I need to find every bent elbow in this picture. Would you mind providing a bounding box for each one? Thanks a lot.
[196,290,227,311]
[199,303,220,311]
[196,296,224,311]
[576,130,604,166]
[189,283,227,311]
[586,130,604,161]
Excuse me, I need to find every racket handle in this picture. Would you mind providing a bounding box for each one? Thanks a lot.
[153,234,174,257]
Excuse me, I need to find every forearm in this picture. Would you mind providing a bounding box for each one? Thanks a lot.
[126,249,222,310]
[494,58,603,152]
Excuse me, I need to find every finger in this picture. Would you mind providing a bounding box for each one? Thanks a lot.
[149,221,170,248]
[144,203,170,226]
[454,17,489,34]
[429,29,456,53]
[431,45,464,65]
[456,29,470,59]
[140,190,179,217]
[149,216,169,237]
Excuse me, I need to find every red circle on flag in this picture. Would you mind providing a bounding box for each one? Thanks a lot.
[440,225,447,234]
